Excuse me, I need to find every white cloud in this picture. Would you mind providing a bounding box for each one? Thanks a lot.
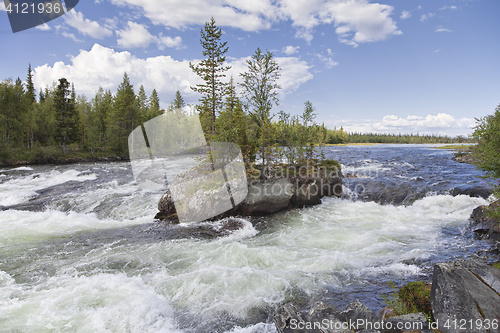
[400,10,411,20]
[62,32,83,42]
[36,23,52,31]
[0,1,6,11]
[275,56,314,93]
[116,21,184,50]
[225,55,313,96]
[33,44,312,106]
[109,0,401,45]
[157,34,184,50]
[103,17,119,30]
[327,48,333,55]
[436,27,452,33]
[316,54,338,69]
[338,113,475,136]
[64,11,113,39]
[439,5,457,10]
[117,21,156,48]
[433,49,441,53]
[420,13,435,22]
[282,45,299,55]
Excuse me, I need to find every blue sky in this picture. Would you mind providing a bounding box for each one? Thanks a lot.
[1,0,499,136]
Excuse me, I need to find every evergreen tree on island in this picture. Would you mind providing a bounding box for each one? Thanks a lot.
[189,17,231,137]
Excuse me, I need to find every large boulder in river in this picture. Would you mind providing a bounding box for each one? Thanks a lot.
[431,260,500,333]
[450,184,493,199]
[155,164,342,222]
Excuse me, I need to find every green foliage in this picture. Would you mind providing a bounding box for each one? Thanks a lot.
[348,132,469,144]
[471,104,500,220]
[189,17,231,135]
[239,48,281,166]
[106,73,138,155]
[382,281,433,322]
[173,90,186,110]
[54,78,79,153]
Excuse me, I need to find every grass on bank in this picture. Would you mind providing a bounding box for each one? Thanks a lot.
[382,281,433,322]
[434,144,474,151]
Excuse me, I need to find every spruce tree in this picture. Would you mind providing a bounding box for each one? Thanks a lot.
[26,64,36,103]
[148,89,162,119]
[54,78,77,153]
[106,73,137,154]
[189,17,231,136]
[136,84,148,123]
[173,90,185,112]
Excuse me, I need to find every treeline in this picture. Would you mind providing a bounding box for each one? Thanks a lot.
[1,16,471,167]
[0,67,164,163]
[347,132,474,144]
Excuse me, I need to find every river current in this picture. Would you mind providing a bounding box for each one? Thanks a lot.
[0,144,496,332]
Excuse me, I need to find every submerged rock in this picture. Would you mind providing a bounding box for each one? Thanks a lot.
[354,180,427,206]
[450,185,493,199]
[431,260,500,333]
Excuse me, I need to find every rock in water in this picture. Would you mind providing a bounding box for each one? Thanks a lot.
[431,260,500,333]
[470,202,500,241]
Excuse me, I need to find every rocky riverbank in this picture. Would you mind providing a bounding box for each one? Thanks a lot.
[470,200,500,241]
[273,259,500,333]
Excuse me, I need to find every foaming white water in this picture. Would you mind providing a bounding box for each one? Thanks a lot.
[341,159,390,176]
[0,209,152,245]
[0,166,34,172]
[228,323,278,333]
[0,169,97,206]
[0,272,182,333]
[0,166,492,333]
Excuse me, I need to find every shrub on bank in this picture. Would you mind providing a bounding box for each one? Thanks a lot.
[382,280,433,322]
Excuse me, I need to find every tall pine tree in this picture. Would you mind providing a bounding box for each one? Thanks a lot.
[189,17,231,137]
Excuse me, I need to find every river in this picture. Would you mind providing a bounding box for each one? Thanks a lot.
[0,144,496,332]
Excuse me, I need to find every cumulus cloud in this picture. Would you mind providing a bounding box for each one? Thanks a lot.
[116,21,184,49]
[439,5,457,10]
[117,21,155,48]
[282,45,300,55]
[33,44,312,106]
[108,0,401,45]
[338,113,475,136]
[400,10,411,20]
[64,10,113,39]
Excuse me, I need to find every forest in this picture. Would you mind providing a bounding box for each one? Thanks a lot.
[0,18,470,166]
